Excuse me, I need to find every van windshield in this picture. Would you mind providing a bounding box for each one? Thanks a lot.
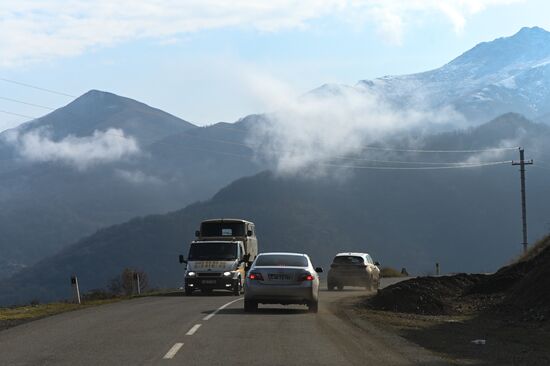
[188,242,238,260]
[201,222,245,237]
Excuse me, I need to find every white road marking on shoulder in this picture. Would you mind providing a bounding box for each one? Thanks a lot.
[203,297,243,321]
[186,324,201,336]
[163,343,184,359]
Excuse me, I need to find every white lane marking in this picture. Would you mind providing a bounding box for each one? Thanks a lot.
[186,324,201,336]
[203,297,243,321]
[163,343,184,359]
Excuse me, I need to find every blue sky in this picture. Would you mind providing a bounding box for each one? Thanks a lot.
[1,0,549,131]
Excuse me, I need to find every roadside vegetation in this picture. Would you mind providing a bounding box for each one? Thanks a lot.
[0,267,167,331]
[379,267,408,278]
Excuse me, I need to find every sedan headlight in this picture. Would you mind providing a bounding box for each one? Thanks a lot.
[187,271,196,277]
[223,271,232,277]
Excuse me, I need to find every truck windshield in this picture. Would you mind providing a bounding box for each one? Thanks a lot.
[188,242,238,261]
[201,222,245,237]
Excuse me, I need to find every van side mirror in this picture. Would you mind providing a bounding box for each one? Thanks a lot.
[374,262,380,266]
[247,230,253,237]
[195,230,200,237]
[179,255,187,264]
[315,267,323,273]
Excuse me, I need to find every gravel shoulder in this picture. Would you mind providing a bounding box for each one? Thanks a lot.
[354,305,550,366]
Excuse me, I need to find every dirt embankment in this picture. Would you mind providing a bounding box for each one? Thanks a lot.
[359,235,550,365]
[366,235,550,322]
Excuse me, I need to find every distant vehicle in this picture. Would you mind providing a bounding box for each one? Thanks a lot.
[327,252,380,291]
[244,252,323,313]
[179,219,259,296]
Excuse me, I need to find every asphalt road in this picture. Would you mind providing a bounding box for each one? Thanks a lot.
[0,279,450,366]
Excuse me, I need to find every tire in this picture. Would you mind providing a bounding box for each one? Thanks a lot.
[233,278,242,296]
[308,301,319,313]
[337,284,344,291]
[244,300,258,312]
[327,281,335,291]
[185,287,193,296]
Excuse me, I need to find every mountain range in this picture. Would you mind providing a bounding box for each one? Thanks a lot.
[1,112,550,305]
[1,27,550,300]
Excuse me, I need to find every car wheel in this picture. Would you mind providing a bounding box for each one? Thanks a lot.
[337,284,344,291]
[233,278,242,296]
[308,301,319,313]
[185,286,193,296]
[327,281,335,291]
[244,300,258,312]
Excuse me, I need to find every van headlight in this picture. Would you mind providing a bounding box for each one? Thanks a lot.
[187,271,196,277]
[223,271,232,277]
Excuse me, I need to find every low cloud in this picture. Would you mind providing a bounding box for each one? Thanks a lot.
[0,0,522,66]
[244,75,465,175]
[6,128,140,170]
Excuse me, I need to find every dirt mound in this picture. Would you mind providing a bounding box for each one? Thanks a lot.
[367,235,550,319]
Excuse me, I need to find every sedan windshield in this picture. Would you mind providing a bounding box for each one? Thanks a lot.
[333,256,364,265]
[188,242,237,260]
[255,255,308,267]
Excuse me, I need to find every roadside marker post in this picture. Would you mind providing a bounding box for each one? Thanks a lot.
[435,263,440,276]
[133,272,141,295]
[70,275,81,304]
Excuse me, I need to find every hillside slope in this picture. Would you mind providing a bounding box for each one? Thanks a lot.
[0,92,262,278]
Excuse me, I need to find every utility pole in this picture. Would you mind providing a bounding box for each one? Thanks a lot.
[512,148,533,254]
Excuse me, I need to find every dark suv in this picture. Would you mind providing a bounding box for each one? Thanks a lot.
[327,252,380,291]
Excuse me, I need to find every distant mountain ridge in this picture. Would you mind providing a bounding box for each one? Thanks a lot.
[313,27,550,124]
[10,90,196,143]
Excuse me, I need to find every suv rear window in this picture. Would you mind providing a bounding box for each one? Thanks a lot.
[333,256,364,265]
[255,255,308,267]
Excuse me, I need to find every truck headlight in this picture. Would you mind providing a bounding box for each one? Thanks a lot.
[223,271,232,277]
[187,271,196,277]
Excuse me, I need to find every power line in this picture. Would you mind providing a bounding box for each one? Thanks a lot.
[0,78,76,98]
[12,126,512,169]
[356,145,519,153]
[0,96,56,110]
[152,142,511,170]
[321,160,511,170]
[170,133,512,166]
[204,121,520,154]
[0,109,37,119]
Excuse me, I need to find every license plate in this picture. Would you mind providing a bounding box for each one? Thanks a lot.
[268,274,293,281]
[201,279,216,284]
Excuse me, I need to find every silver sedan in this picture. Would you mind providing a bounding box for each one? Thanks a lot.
[244,252,323,313]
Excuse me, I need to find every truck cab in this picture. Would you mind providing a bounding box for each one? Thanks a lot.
[179,219,258,296]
